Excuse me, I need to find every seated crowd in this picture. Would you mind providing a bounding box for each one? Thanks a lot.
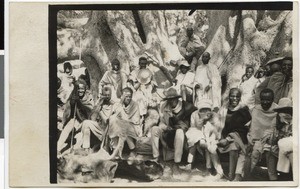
[57,32,293,181]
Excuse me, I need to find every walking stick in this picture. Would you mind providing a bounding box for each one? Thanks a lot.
[70,102,77,152]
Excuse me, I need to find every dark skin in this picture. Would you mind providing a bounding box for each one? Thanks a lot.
[179,65,189,74]
[186,28,194,38]
[218,89,241,146]
[260,92,274,111]
[122,90,133,107]
[111,61,120,72]
[282,60,292,78]
[202,52,210,65]
[228,89,241,110]
[245,67,254,79]
[264,65,271,77]
[139,59,148,69]
[167,97,179,109]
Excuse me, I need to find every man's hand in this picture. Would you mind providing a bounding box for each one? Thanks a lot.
[204,85,211,92]
[213,107,219,113]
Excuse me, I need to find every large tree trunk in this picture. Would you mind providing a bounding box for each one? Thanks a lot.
[57,9,292,103]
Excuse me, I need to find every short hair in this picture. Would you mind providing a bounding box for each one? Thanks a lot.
[75,78,87,88]
[139,57,147,62]
[260,88,274,99]
[111,58,120,65]
[63,62,72,71]
[122,87,133,95]
[102,86,112,93]
[229,88,241,96]
[246,65,254,71]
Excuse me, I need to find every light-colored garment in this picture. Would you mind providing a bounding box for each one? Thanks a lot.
[112,100,141,137]
[98,70,128,100]
[277,136,293,173]
[248,103,278,141]
[239,76,258,109]
[133,83,159,116]
[174,71,195,95]
[194,63,221,109]
[178,35,202,57]
[186,111,220,154]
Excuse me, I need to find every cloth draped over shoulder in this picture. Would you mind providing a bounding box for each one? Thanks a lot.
[239,75,258,109]
[159,100,197,132]
[186,111,221,153]
[98,70,128,99]
[108,100,141,139]
[219,104,251,144]
[248,103,278,141]
[193,63,221,109]
[178,35,202,56]
[63,90,94,125]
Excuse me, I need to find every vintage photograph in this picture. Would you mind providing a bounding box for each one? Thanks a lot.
[51,2,295,184]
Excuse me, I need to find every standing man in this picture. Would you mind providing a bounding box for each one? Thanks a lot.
[98,58,128,102]
[57,80,94,154]
[151,87,197,176]
[194,52,221,112]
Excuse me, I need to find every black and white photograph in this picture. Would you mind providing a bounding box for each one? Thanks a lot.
[50,2,296,185]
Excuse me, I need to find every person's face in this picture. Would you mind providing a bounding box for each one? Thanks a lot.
[111,62,120,71]
[198,108,212,120]
[229,90,241,108]
[282,60,292,77]
[139,59,148,69]
[245,68,254,79]
[187,28,193,38]
[265,65,271,76]
[257,70,265,78]
[77,84,86,98]
[102,89,112,103]
[180,65,189,74]
[123,91,132,106]
[202,53,210,65]
[168,98,179,109]
[65,67,72,75]
[260,92,274,111]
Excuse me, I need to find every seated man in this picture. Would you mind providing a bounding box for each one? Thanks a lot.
[218,88,251,181]
[151,87,197,176]
[174,60,195,102]
[185,99,224,177]
[178,26,202,64]
[107,87,141,159]
[98,58,128,102]
[57,80,94,154]
[244,88,278,181]
[81,86,114,152]
[274,98,293,175]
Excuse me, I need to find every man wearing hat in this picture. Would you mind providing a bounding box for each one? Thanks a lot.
[274,98,293,176]
[174,60,195,102]
[132,68,160,136]
[194,52,221,112]
[185,99,224,177]
[150,87,197,175]
[178,26,202,64]
[244,88,279,181]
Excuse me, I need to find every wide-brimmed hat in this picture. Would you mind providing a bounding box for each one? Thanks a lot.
[137,69,152,85]
[163,87,181,100]
[265,57,285,66]
[178,60,190,68]
[274,98,292,114]
[196,99,213,110]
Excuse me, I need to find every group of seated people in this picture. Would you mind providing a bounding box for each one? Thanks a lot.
[57,46,293,181]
